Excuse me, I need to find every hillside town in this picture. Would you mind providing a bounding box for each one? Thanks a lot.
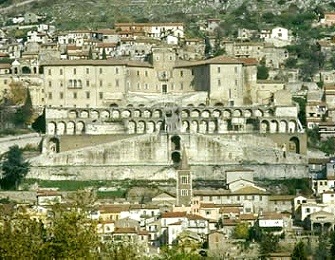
[2,1,335,259]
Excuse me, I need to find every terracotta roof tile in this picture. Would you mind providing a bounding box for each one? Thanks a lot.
[161,211,187,218]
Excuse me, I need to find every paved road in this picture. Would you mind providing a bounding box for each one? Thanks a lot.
[0,0,42,13]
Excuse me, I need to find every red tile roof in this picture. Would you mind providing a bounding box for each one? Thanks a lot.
[161,211,187,218]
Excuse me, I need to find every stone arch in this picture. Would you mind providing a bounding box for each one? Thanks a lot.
[190,109,200,118]
[128,120,136,134]
[201,110,210,118]
[244,109,252,118]
[121,110,131,118]
[68,110,77,119]
[57,121,66,135]
[101,110,110,119]
[270,120,279,133]
[67,121,75,135]
[143,109,151,118]
[289,136,300,154]
[156,120,163,132]
[48,137,60,153]
[288,120,296,133]
[222,109,231,118]
[112,109,121,119]
[214,102,224,106]
[187,104,194,107]
[21,66,31,74]
[110,103,119,107]
[80,110,89,118]
[137,120,146,133]
[76,121,85,134]
[133,109,141,117]
[279,120,288,133]
[138,104,145,107]
[126,104,134,107]
[171,135,181,150]
[147,121,155,133]
[260,120,270,133]
[152,109,162,118]
[246,118,257,132]
[199,120,208,133]
[233,109,242,117]
[47,121,57,135]
[171,151,181,165]
[181,110,190,118]
[181,120,190,133]
[254,109,263,117]
[212,109,221,118]
[198,103,206,107]
[91,110,99,119]
[208,121,216,133]
[190,120,199,133]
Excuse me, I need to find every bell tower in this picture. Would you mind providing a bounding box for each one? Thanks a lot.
[176,147,192,206]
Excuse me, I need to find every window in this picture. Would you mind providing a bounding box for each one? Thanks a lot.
[218,79,221,86]
[86,92,90,99]
[116,68,119,74]
[137,71,140,76]
[144,83,148,90]
[48,92,52,99]
[217,67,220,73]
[60,69,63,75]
[73,92,77,99]
[180,83,183,90]
[191,69,194,76]
[180,71,183,77]
[235,67,238,73]
[181,176,189,184]
[235,79,238,86]
[73,68,76,75]
[181,189,188,196]
[60,92,63,99]
[86,80,90,87]
[116,79,119,87]
[100,80,103,87]
[306,208,310,213]
[48,69,51,75]
[60,81,63,87]
[137,83,140,90]
[86,68,89,74]
[4,80,7,85]
[99,68,103,74]
[99,92,103,99]
[145,71,148,77]
[48,81,52,87]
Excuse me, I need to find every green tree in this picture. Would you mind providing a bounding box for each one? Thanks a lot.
[48,210,99,259]
[257,65,269,80]
[0,215,47,258]
[233,222,249,239]
[330,231,335,260]
[292,96,307,128]
[320,137,335,156]
[291,241,308,260]
[306,126,320,148]
[259,232,279,258]
[0,145,30,190]
[315,234,329,260]
[14,88,34,127]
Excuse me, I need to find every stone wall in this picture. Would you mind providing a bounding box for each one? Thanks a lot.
[0,133,42,155]
[27,163,308,181]
[28,132,308,181]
